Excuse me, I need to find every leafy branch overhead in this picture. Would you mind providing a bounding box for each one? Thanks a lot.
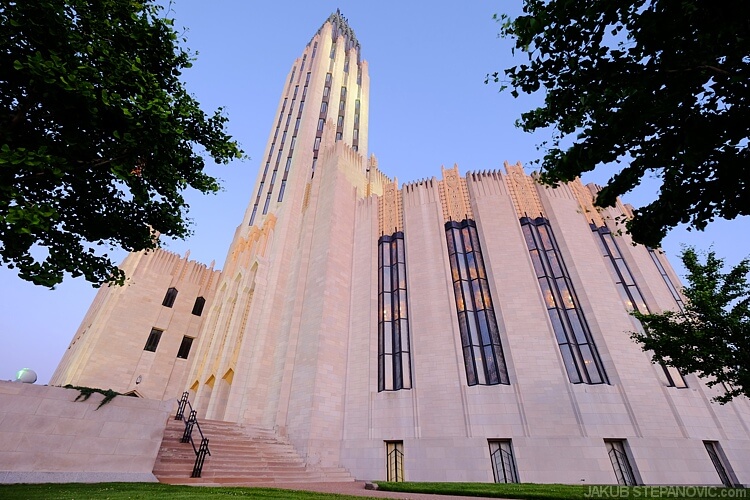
[0,0,244,287]
[632,248,750,403]
[491,0,750,247]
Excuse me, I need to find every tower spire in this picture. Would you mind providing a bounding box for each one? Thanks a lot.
[313,9,360,54]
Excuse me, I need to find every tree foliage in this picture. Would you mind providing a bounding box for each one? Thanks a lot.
[632,248,750,403]
[1,0,243,287]
[491,0,750,247]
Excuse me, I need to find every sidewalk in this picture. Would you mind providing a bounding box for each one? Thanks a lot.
[228,481,498,499]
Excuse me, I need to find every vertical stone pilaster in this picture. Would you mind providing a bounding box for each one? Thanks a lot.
[503,161,544,218]
[438,164,473,222]
[378,179,403,235]
[569,177,605,227]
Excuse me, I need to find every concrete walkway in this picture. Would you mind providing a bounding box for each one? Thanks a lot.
[220,481,497,499]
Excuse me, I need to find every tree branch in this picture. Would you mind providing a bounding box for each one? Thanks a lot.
[666,65,731,76]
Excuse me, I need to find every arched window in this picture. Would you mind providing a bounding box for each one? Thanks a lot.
[445,219,509,386]
[192,297,206,316]
[162,287,178,308]
[378,232,412,391]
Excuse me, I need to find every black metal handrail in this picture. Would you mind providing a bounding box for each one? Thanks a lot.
[175,391,211,478]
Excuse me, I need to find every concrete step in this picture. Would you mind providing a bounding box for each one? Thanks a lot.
[155,462,312,471]
[158,475,355,485]
[153,416,354,485]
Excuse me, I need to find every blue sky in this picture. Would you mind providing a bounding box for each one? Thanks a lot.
[1,1,747,384]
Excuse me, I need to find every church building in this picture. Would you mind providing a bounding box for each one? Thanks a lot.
[51,11,750,486]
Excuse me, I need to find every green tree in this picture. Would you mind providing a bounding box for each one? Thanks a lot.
[490,1,750,248]
[632,248,750,403]
[0,0,243,287]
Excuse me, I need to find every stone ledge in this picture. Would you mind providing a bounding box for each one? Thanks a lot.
[0,471,158,483]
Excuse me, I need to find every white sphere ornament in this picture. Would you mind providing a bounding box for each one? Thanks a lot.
[14,368,37,384]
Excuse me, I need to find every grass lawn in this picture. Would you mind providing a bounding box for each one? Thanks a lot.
[377,481,584,499]
[375,481,748,499]
[0,483,373,500]
[2,482,746,499]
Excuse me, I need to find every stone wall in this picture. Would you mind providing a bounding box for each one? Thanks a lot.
[0,381,171,483]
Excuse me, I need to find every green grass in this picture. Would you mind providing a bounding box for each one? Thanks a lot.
[0,483,374,500]
[375,481,748,499]
[2,482,746,500]
[376,481,583,499]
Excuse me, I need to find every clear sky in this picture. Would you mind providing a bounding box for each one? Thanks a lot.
[1,1,747,384]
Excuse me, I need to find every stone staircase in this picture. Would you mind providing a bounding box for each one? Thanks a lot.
[153,418,355,485]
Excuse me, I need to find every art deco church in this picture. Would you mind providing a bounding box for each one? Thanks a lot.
[51,12,750,485]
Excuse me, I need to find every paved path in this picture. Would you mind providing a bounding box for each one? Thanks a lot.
[218,481,497,499]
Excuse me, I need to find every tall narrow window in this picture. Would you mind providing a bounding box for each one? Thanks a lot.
[177,336,194,359]
[606,440,638,485]
[250,97,288,226]
[489,440,519,483]
[521,217,608,384]
[378,232,412,392]
[445,220,509,386]
[704,441,734,487]
[144,328,163,352]
[386,441,404,482]
[593,226,687,388]
[353,99,360,151]
[648,248,685,310]
[162,287,178,308]
[191,296,206,316]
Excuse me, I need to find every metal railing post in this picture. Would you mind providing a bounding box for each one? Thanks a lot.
[181,409,196,443]
[192,438,211,478]
[171,392,211,478]
[175,391,189,420]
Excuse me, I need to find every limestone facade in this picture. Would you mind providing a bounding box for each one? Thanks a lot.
[51,249,220,400]
[54,11,750,485]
